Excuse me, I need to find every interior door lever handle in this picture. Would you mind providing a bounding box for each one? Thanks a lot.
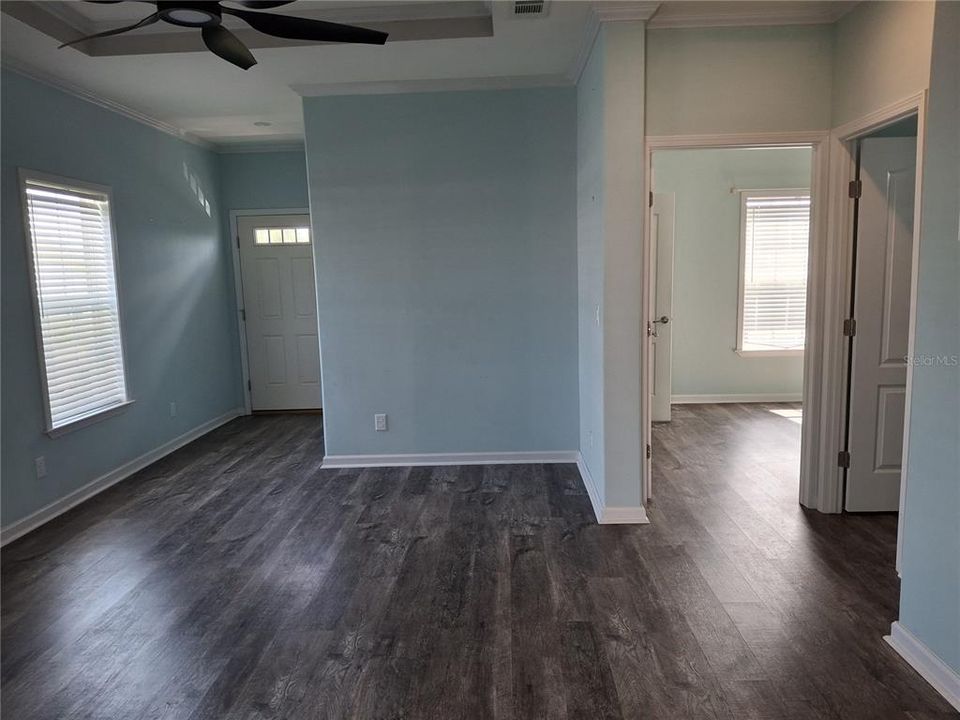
[653,316,670,325]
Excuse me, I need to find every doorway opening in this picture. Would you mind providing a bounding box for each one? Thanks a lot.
[230,210,323,414]
[647,144,815,504]
[841,113,920,514]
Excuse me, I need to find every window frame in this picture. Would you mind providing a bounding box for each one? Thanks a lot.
[736,187,811,358]
[19,168,133,437]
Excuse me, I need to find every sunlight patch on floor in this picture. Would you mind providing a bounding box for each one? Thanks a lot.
[768,407,803,425]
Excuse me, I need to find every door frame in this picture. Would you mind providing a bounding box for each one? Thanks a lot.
[818,93,926,574]
[642,93,927,554]
[229,207,312,415]
[642,131,830,506]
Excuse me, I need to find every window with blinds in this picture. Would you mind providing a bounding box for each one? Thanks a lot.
[738,190,811,354]
[22,173,129,432]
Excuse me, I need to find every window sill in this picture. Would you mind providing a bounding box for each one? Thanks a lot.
[735,348,805,358]
[45,399,135,438]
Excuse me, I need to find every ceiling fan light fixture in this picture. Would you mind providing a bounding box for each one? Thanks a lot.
[158,2,221,27]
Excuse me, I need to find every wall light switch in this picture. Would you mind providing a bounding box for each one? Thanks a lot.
[35,456,47,479]
[169,402,177,417]
[375,413,388,432]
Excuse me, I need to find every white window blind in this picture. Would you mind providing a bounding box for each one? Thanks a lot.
[23,175,128,431]
[739,191,811,353]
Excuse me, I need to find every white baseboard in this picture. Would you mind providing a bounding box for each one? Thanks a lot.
[671,393,803,404]
[576,453,604,522]
[575,453,650,525]
[321,450,579,469]
[0,408,245,547]
[885,621,960,711]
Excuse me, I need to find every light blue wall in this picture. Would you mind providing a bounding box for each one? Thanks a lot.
[652,147,811,398]
[218,149,309,211]
[1,70,241,528]
[577,31,606,501]
[897,0,960,675]
[303,88,579,456]
[217,149,310,400]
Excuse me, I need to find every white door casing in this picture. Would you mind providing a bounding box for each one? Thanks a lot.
[845,137,917,511]
[651,193,675,422]
[237,214,321,411]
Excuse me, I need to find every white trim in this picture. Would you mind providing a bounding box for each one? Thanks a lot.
[567,5,601,84]
[18,168,134,435]
[642,131,830,514]
[292,74,570,98]
[0,408,244,546]
[885,622,960,712]
[216,142,306,155]
[646,2,856,29]
[671,393,803,404]
[321,451,579,468]
[228,208,312,416]
[735,188,812,356]
[575,453,650,524]
[599,506,650,524]
[814,92,927,526]
[646,131,829,150]
[567,2,659,85]
[1,59,212,149]
[576,453,604,522]
[593,2,660,23]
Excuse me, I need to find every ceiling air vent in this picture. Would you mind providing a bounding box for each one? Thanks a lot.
[514,0,548,17]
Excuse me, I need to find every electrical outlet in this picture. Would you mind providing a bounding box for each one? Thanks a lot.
[169,402,177,417]
[595,304,601,327]
[35,456,47,479]
[374,413,388,432]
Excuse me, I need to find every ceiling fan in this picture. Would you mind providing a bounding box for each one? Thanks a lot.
[59,1,389,70]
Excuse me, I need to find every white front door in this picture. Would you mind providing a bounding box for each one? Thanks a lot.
[237,214,322,411]
[651,193,676,422]
[845,137,917,511]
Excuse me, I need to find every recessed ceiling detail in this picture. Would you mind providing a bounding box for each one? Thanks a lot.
[1,1,860,148]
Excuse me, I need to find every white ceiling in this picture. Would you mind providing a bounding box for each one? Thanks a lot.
[0,1,855,149]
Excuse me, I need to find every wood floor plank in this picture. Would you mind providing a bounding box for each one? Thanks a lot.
[2,407,956,719]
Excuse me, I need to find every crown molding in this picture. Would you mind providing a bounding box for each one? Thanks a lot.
[567,2,660,85]
[1,56,215,150]
[215,141,306,155]
[646,1,859,29]
[567,6,602,85]
[292,73,571,98]
[594,1,661,23]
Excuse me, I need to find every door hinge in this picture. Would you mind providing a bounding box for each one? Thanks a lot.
[848,179,862,199]
[646,443,652,460]
[236,236,241,248]
[247,379,252,391]
[649,191,654,208]
[843,317,857,337]
[838,450,850,469]
[240,308,246,322]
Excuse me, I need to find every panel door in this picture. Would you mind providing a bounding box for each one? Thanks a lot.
[237,215,321,411]
[651,193,676,422]
[846,137,917,511]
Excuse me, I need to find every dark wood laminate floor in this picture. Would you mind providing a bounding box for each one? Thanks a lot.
[2,405,956,719]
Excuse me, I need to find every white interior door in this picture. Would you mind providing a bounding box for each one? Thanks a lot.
[237,214,321,411]
[845,136,917,511]
[651,193,675,422]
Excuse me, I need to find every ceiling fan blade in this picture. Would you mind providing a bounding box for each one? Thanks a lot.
[201,25,257,70]
[231,1,296,8]
[223,7,388,45]
[59,12,160,48]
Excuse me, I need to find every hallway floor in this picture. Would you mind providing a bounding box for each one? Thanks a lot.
[1,406,955,719]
